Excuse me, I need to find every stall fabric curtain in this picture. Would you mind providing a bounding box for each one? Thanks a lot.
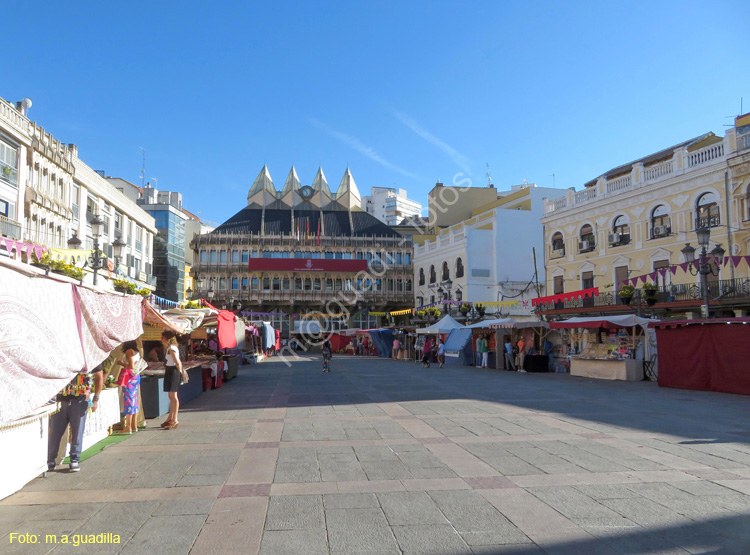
[328,333,351,352]
[0,266,143,423]
[656,324,750,395]
[74,287,144,370]
[217,310,238,349]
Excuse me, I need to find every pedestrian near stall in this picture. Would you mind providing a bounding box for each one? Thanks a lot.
[475,335,482,367]
[422,336,432,368]
[504,338,516,371]
[47,363,104,472]
[392,337,400,359]
[119,340,141,434]
[481,334,490,368]
[437,339,445,368]
[161,331,183,430]
[517,337,526,370]
[322,340,332,372]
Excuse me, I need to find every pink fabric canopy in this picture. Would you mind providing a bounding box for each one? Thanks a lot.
[0,265,144,423]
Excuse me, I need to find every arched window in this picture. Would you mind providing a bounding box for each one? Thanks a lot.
[419,268,425,286]
[405,279,412,292]
[579,224,595,252]
[611,215,630,245]
[697,193,720,228]
[455,257,464,278]
[442,261,450,281]
[429,265,436,283]
[551,232,564,257]
[651,205,671,238]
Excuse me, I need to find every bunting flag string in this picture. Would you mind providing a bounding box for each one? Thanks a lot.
[0,238,48,260]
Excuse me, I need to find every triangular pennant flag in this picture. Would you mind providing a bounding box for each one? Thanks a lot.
[34,246,43,260]
[658,268,668,278]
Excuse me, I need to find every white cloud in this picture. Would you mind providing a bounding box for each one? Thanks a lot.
[309,119,419,180]
[394,111,471,174]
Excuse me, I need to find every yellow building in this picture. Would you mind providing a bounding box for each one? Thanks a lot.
[540,116,750,319]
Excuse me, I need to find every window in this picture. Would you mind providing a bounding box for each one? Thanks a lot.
[231,278,239,290]
[611,216,630,245]
[251,277,259,289]
[263,278,270,290]
[455,289,462,301]
[697,193,720,228]
[335,279,342,291]
[295,278,302,290]
[442,261,450,281]
[242,250,249,263]
[200,250,207,263]
[135,224,142,251]
[417,296,424,307]
[0,139,19,187]
[375,279,382,291]
[653,259,670,288]
[651,205,671,238]
[219,250,227,263]
[396,279,403,292]
[114,211,122,234]
[304,278,311,291]
[232,250,239,263]
[455,257,464,278]
[403,253,411,265]
[419,268,425,285]
[219,277,227,290]
[241,277,248,289]
[210,250,217,263]
[582,271,594,290]
[615,266,629,289]
[282,278,290,290]
[429,265,436,283]
[72,185,79,220]
[273,278,280,291]
[86,196,97,217]
[553,275,564,295]
[314,278,321,291]
[387,279,394,291]
[325,278,333,291]
[579,224,595,252]
[551,233,564,255]
[405,279,412,292]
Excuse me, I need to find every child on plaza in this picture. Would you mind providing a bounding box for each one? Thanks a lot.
[119,340,141,434]
[322,340,332,372]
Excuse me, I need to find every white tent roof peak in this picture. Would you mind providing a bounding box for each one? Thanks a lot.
[281,165,301,195]
[311,166,330,194]
[337,167,361,199]
[417,314,462,334]
[248,165,276,198]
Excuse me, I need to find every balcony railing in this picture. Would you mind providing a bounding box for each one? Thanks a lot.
[538,279,750,312]
[0,214,21,240]
[203,289,413,304]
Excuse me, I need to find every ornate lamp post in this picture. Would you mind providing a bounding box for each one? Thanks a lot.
[88,214,106,286]
[112,236,126,274]
[681,227,724,318]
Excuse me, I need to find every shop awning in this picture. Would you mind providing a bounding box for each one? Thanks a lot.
[463,318,515,329]
[490,319,550,330]
[549,315,655,330]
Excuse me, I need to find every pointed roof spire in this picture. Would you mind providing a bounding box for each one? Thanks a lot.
[337,167,361,199]
[247,165,276,198]
[281,165,301,195]
[311,166,330,195]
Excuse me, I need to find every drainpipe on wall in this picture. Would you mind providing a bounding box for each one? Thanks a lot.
[724,170,735,281]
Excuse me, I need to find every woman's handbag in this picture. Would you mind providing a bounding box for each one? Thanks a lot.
[132,357,149,376]
[179,366,190,384]
[116,368,132,386]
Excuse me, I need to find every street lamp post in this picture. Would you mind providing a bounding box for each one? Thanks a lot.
[88,214,106,286]
[681,227,725,318]
[112,236,126,275]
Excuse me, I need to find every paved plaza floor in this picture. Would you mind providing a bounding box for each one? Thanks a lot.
[3,355,750,554]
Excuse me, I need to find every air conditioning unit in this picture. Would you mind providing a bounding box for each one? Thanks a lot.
[653,225,668,237]
[608,233,620,245]
[579,240,591,251]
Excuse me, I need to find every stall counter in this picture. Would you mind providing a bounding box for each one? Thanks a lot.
[571,358,644,381]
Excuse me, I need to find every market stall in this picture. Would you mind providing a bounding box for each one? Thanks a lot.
[463,319,512,369]
[549,315,656,381]
[443,328,474,366]
[490,320,552,372]
[0,259,143,499]
[651,318,750,395]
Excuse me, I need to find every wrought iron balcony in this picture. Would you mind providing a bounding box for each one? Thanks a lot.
[0,214,21,240]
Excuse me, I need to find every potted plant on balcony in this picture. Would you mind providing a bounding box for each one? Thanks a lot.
[642,282,658,306]
[619,284,635,305]
[459,302,472,316]
[113,278,132,294]
[475,303,486,318]
[63,263,84,281]
[2,165,15,178]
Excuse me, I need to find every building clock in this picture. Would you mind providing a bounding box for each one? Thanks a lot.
[300,186,314,200]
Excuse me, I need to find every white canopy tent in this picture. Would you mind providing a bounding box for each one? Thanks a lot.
[463,318,515,329]
[417,315,462,335]
[489,319,550,330]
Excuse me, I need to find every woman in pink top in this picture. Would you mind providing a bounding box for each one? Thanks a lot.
[421,337,432,368]
[392,338,400,359]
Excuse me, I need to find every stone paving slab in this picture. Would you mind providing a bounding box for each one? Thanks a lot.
[2,356,750,553]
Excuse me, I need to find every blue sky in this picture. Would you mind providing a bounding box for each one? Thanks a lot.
[5,1,749,224]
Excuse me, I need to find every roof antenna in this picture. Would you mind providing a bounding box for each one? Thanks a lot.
[550,173,556,188]
[486,163,493,187]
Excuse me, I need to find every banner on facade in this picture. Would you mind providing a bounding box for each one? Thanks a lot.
[248,258,368,272]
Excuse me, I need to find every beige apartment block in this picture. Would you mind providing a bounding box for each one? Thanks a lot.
[540,114,750,319]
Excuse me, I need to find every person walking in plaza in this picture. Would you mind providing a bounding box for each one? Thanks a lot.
[351,336,358,356]
[517,337,526,371]
[480,333,490,368]
[504,337,516,371]
[475,335,482,367]
[422,336,432,368]
[161,331,183,430]
[47,363,104,472]
[363,337,369,356]
[392,336,400,359]
[415,335,424,363]
[322,340,333,372]
[437,339,445,368]
[119,340,141,434]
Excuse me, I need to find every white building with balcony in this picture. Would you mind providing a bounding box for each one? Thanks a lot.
[0,95,156,289]
[414,183,564,318]
[362,186,422,225]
